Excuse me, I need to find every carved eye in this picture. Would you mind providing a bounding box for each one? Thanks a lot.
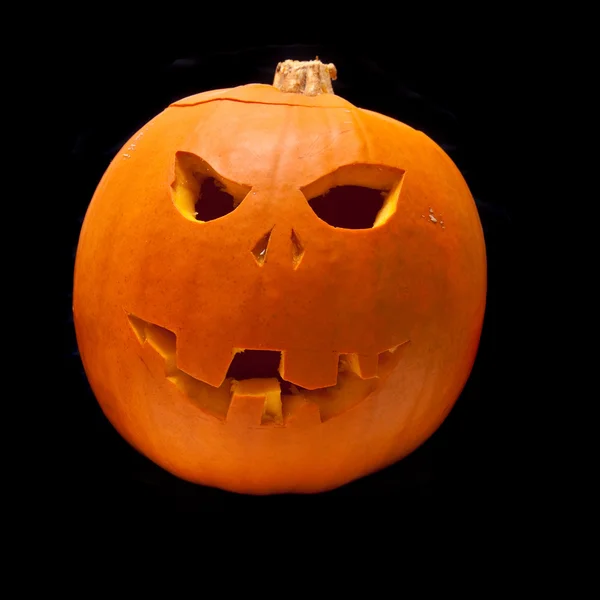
[301,164,405,229]
[172,151,251,222]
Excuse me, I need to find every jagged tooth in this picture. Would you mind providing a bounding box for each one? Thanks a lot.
[279,349,339,390]
[226,389,264,426]
[282,395,321,426]
[344,353,379,379]
[227,378,282,425]
[176,335,234,388]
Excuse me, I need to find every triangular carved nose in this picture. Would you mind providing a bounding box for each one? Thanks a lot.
[251,229,273,265]
[290,229,305,269]
[250,226,305,268]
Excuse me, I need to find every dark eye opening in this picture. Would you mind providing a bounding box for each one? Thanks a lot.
[301,164,405,230]
[308,185,388,229]
[195,177,236,221]
[172,152,251,222]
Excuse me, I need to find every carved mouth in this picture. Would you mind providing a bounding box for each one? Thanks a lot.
[128,314,408,426]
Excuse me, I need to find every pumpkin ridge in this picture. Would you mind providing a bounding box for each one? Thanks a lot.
[349,103,374,161]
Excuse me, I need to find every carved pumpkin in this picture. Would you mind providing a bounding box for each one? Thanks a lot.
[73,59,486,494]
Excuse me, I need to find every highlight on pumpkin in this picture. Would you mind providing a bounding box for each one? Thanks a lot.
[301,164,405,229]
[171,151,251,222]
[127,313,408,426]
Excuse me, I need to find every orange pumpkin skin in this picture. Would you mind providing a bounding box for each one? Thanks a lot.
[73,81,486,494]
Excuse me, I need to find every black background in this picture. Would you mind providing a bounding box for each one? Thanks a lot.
[53,36,515,516]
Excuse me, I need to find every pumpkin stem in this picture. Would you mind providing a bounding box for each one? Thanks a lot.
[273,58,337,96]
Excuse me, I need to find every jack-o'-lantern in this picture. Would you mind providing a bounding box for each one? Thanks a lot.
[73,59,486,494]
